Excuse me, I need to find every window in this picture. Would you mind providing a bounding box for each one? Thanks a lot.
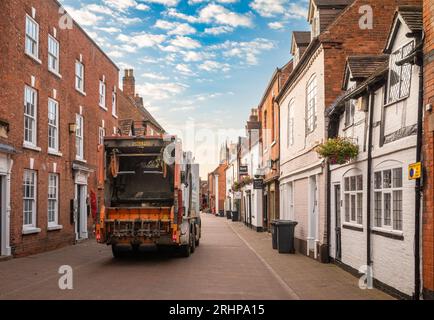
[112,91,117,117]
[263,111,268,148]
[23,170,37,228]
[345,100,356,127]
[344,175,363,225]
[388,41,414,103]
[288,99,295,146]
[48,173,59,227]
[24,86,37,146]
[25,15,39,59]
[76,114,84,160]
[75,61,84,92]
[374,168,403,231]
[99,80,106,109]
[98,127,105,145]
[306,75,317,134]
[48,35,59,74]
[48,99,59,152]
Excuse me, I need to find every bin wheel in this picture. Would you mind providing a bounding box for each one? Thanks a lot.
[195,238,200,247]
[179,244,191,258]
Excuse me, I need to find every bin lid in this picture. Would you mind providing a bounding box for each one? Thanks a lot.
[276,220,298,226]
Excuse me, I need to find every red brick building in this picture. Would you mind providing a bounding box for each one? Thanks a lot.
[257,62,292,231]
[423,0,434,300]
[0,0,119,257]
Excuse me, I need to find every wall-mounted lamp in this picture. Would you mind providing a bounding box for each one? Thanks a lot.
[69,123,77,133]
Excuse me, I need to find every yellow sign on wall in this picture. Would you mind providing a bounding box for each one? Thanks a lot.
[408,162,422,180]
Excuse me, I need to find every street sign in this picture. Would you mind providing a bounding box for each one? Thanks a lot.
[408,162,422,180]
[234,191,242,200]
[239,165,248,175]
[253,179,264,190]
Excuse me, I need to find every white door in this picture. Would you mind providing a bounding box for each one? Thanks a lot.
[75,184,88,240]
[308,176,318,252]
[288,182,294,221]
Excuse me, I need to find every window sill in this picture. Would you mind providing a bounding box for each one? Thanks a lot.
[342,223,364,232]
[48,69,62,79]
[371,227,404,240]
[384,95,410,108]
[271,141,276,147]
[22,227,41,235]
[99,105,107,111]
[75,157,87,163]
[25,52,42,65]
[112,113,118,119]
[75,88,86,96]
[23,143,42,152]
[48,150,63,157]
[48,225,63,231]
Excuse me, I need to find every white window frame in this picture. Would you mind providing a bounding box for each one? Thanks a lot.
[48,35,60,75]
[98,126,105,145]
[76,114,84,160]
[23,170,37,229]
[344,175,363,225]
[374,167,403,231]
[24,86,37,147]
[344,99,356,127]
[75,61,85,93]
[306,75,317,134]
[48,173,59,227]
[48,98,59,153]
[387,40,414,104]
[99,80,106,109]
[25,14,39,60]
[288,99,295,147]
[112,91,117,117]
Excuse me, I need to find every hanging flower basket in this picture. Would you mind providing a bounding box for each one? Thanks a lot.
[232,176,253,191]
[316,137,359,165]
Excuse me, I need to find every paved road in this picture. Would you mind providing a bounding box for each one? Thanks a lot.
[0,214,293,300]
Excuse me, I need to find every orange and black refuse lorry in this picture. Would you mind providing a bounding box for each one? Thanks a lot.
[95,135,201,258]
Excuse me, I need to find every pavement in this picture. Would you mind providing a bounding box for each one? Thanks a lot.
[0,213,392,300]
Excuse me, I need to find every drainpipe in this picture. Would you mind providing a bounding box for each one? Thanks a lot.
[326,161,331,261]
[396,32,424,300]
[413,38,424,301]
[366,89,375,270]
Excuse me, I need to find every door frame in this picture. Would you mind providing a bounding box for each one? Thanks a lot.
[334,183,342,261]
[0,153,12,257]
[307,175,318,254]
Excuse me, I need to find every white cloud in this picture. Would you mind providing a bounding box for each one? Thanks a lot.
[86,4,114,15]
[64,6,103,26]
[96,26,122,33]
[103,0,137,11]
[166,4,253,28]
[142,0,180,6]
[154,20,196,35]
[199,60,230,72]
[268,21,284,30]
[211,38,276,65]
[136,3,150,10]
[183,51,204,62]
[117,32,167,48]
[136,82,189,101]
[170,36,201,49]
[250,0,307,19]
[108,50,125,58]
[170,106,196,112]
[142,72,169,80]
[188,0,238,4]
[176,64,195,76]
[203,26,234,35]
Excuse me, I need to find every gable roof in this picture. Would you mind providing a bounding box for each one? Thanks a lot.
[313,0,354,7]
[342,55,389,89]
[385,5,423,53]
[293,31,311,46]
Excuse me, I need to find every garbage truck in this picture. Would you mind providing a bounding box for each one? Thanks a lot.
[95,133,201,258]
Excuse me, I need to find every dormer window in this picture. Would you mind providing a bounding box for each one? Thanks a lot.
[312,12,320,38]
[387,41,414,104]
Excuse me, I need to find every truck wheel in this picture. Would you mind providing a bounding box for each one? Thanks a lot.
[191,228,196,254]
[179,244,191,258]
[195,224,200,247]
[112,244,123,259]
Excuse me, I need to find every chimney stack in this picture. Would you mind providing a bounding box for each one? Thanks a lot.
[123,69,135,98]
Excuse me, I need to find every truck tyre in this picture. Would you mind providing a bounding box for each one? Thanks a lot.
[179,244,191,258]
[191,227,196,254]
[112,244,123,259]
[195,224,200,247]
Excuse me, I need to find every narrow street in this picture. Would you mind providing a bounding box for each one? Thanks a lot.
[0,214,391,300]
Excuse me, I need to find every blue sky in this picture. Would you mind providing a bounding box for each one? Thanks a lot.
[59,0,310,176]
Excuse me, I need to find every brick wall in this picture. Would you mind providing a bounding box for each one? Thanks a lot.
[423,0,434,299]
[0,0,119,257]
